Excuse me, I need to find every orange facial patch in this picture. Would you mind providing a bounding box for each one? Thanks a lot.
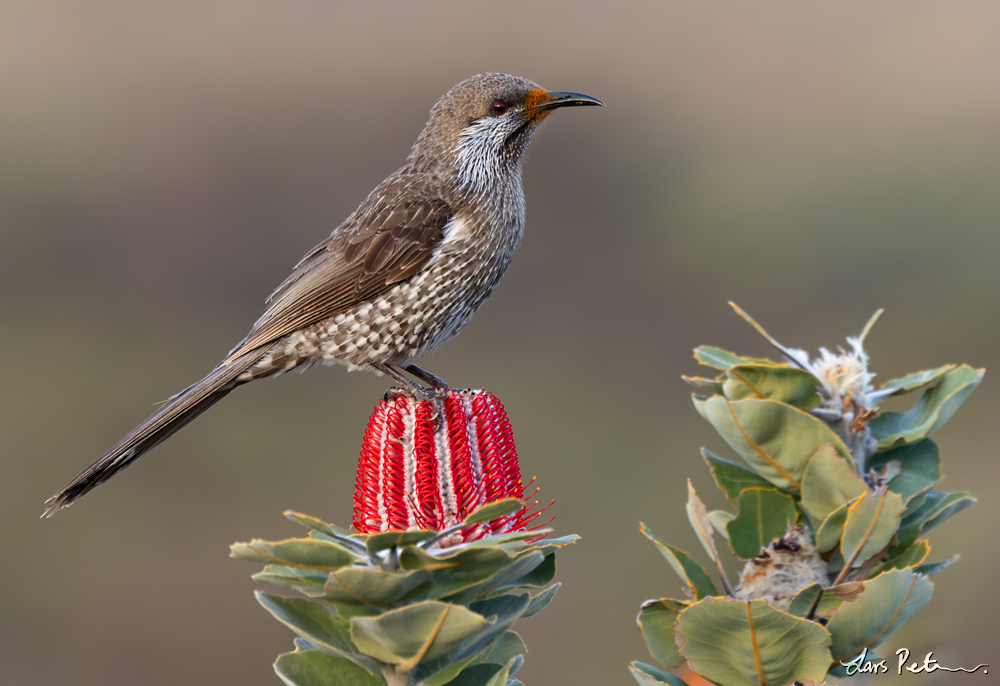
[524,88,554,121]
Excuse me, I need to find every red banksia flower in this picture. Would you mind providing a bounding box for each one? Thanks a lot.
[236,388,575,686]
[353,389,550,542]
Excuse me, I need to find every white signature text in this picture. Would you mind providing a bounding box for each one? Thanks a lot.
[840,647,988,676]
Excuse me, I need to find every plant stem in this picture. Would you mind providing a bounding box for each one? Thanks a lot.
[381,665,411,686]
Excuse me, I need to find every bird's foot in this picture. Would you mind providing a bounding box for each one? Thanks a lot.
[404,364,452,393]
[377,363,451,402]
[383,384,449,402]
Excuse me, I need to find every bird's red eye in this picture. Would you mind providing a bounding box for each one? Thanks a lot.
[492,100,507,115]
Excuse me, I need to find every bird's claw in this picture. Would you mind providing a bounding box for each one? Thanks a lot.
[383,383,452,403]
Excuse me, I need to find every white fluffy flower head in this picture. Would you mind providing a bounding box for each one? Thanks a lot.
[729,303,883,413]
[786,336,875,409]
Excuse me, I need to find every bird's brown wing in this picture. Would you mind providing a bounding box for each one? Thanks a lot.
[225,174,454,361]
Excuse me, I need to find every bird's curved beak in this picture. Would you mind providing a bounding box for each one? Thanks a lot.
[531,91,605,112]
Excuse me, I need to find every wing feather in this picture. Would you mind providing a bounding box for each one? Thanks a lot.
[226,174,454,361]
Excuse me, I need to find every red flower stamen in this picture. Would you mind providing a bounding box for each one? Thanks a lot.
[353,388,550,543]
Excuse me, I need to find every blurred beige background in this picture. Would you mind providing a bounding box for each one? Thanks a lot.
[2,1,998,684]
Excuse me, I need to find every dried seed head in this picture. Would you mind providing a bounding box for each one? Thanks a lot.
[734,524,829,610]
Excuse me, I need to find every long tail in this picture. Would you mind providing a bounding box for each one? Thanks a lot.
[43,348,269,517]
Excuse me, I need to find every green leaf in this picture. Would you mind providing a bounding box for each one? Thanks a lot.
[702,449,774,504]
[408,549,518,600]
[421,653,481,686]
[787,582,865,621]
[284,511,357,539]
[480,631,527,666]
[685,481,723,566]
[629,661,689,686]
[491,532,576,559]
[399,545,509,571]
[800,443,868,523]
[510,551,556,588]
[443,664,503,686]
[274,648,384,686]
[893,523,921,553]
[899,490,976,541]
[693,346,776,370]
[693,396,853,491]
[232,538,360,569]
[255,592,379,675]
[786,583,822,618]
[492,552,556,594]
[641,523,718,600]
[826,569,934,663]
[675,597,832,686]
[900,492,928,523]
[442,551,546,603]
[684,482,735,595]
[877,365,955,396]
[919,492,976,533]
[252,564,330,592]
[439,530,546,553]
[366,530,437,554]
[725,488,800,559]
[530,536,580,568]
[405,531,565,561]
[410,594,531,685]
[323,567,432,606]
[522,583,560,618]
[868,365,984,447]
[815,502,848,553]
[462,498,523,526]
[523,534,579,550]
[867,439,941,502]
[637,599,687,668]
[871,540,930,577]
[489,659,521,686]
[914,555,958,576]
[841,488,905,570]
[350,601,492,670]
[708,510,735,539]
[444,658,520,686]
[723,364,820,409]
[682,375,725,395]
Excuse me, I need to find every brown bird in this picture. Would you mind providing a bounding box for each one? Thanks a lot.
[45,73,603,516]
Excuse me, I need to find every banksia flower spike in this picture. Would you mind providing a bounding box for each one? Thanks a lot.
[354,389,551,544]
[233,387,574,686]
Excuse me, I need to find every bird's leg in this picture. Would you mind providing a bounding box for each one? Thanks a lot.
[405,364,452,392]
[398,365,450,430]
[374,363,442,401]
[374,362,424,398]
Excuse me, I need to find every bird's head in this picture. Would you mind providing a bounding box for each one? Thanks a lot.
[407,73,603,195]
